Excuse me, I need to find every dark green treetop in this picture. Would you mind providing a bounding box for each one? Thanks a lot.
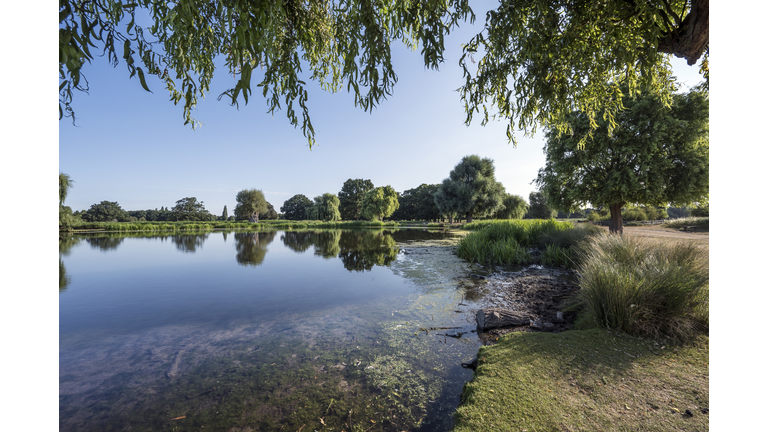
[281,194,314,221]
[434,155,505,223]
[535,87,709,234]
[82,200,130,222]
[338,179,375,220]
[172,197,213,221]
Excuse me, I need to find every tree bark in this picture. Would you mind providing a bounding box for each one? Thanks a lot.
[476,308,531,331]
[609,203,624,235]
[657,0,709,65]
[466,211,473,223]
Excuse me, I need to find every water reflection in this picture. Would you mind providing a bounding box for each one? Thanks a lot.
[172,233,209,253]
[59,236,81,292]
[280,230,400,272]
[338,231,399,272]
[235,231,277,266]
[85,236,125,252]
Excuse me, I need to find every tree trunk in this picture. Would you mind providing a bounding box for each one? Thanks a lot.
[609,203,624,235]
[476,308,531,331]
[466,211,473,223]
[657,0,709,65]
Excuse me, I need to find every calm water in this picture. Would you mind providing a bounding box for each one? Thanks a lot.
[59,229,487,431]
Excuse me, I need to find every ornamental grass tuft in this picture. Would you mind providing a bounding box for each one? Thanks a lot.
[572,232,709,342]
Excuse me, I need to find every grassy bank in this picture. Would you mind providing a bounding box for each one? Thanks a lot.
[454,229,709,431]
[453,329,709,432]
[64,219,401,232]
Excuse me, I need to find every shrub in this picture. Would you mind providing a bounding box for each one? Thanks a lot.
[540,244,574,268]
[571,233,709,342]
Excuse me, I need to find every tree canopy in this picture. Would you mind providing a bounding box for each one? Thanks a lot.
[526,191,557,220]
[392,183,441,221]
[235,189,268,222]
[308,193,341,222]
[82,200,130,222]
[171,197,213,221]
[434,155,505,223]
[338,179,374,220]
[460,0,709,145]
[495,193,528,220]
[361,186,399,221]
[59,0,473,146]
[535,87,709,234]
[59,0,706,147]
[281,194,314,220]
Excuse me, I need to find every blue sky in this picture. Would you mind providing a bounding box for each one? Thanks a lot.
[57,3,705,216]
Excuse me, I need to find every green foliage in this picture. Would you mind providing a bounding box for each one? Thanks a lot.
[281,194,314,221]
[527,191,557,219]
[457,219,573,265]
[540,245,573,269]
[82,200,130,222]
[536,87,709,233]
[263,202,280,220]
[361,186,399,221]
[171,197,213,221]
[59,173,74,207]
[459,0,708,145]
[391,183,441,221]
[59,0,474,146]
[691,203,709,217]
[338,179,374,220]
[221,205,228,221]
[311,193,342,222]
[235,189,268,222]
[434,155,506,223]
[494,193,528,219]
[573,233,709,341]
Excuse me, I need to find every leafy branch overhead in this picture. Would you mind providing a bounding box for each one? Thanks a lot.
[460,0,708,145]
[59,0,707,147]
[59,0,474,147]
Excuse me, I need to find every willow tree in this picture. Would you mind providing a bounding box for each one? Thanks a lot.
[235,189,268,222]
[434,155,505,223]
[361,186,399,221]
[535,87,709,234]
[495,193,528,220]
[60,0,706,147]
[310,193,341,222]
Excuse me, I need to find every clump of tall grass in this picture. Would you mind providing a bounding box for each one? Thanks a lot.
[572,232,709,342]
[540,244,574,268]
[456,219,572,265]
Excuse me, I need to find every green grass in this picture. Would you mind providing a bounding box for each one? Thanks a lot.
[571,233,709,342]
[456,219,579,266]
[453,329,709,432]
[65,219,401,233]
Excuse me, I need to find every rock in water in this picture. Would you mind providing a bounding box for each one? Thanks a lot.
[476,308,531,331]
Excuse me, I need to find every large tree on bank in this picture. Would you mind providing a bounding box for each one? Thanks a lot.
[535,87,709,234]
[434,155,505,223]
[361,186,400,221]
[281,194,314,221]
[60,0,706,147]
[235,189,268,222]
[338,179,375,221]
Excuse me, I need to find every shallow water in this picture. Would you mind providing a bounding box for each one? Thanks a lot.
[59,229,486,431]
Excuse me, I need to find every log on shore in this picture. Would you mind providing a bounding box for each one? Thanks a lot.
[476,308,531,331]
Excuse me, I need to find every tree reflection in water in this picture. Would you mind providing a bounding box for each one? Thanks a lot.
[172,233,209,253]
[280,230,399,272]
[85,236,125,252]
[235,231,277,266]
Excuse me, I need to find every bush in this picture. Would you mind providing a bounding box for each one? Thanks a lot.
[457,219,572,265]
[540,244,574,268]
[571,233,709,342]
[663,217,709,230]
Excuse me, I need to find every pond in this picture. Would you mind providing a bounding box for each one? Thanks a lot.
[59,229,497,431]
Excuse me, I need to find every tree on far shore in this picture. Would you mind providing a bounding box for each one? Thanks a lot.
[235,189,268,222]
